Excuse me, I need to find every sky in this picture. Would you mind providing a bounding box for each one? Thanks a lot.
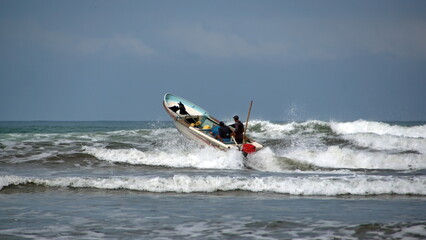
[1,0,425,121]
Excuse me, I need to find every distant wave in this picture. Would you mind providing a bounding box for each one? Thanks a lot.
[248,120,330,138]
[341,133,426,154]
[330,120,426,138]
[1,175,425,196]
[249,119,426,138]
[284,146,426,170]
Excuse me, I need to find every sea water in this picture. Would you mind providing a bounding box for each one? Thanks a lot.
[1,120,425,239]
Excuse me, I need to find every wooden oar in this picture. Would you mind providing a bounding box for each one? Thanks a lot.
[231,136,238,146]
[243,101,253,144]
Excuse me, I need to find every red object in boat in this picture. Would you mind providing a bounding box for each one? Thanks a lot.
[242,144,256,154]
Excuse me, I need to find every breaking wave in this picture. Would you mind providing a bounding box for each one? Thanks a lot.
[249,119,426,138]
[284,146,426,170]
[247,120,426,171]
[82,146,246,170]
[341,133,426,154]
[2,120,425,172]
[330,120,426,138]
[1,174,425,196]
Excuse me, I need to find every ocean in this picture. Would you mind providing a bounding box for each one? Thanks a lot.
[1,120,425,239]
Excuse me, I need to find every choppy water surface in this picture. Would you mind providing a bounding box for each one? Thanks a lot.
[1,120,425,239]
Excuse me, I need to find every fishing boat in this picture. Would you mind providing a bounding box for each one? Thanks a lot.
[163,93,264,156]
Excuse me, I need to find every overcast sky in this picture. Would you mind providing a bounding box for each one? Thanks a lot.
[1,0,425,121]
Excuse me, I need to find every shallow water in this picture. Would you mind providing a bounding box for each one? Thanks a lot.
[1,120,425,239]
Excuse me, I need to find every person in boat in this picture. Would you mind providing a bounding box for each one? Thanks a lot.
[231,115,244,144]
[169,101,189,115]
[178,102,189,115]
[217,121,232,142]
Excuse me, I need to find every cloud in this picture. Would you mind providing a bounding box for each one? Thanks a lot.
[3,15,426,62]
[75,35,156,56]
[280,17,426,59]
[164,17,426,61]
[356,19,426,57]
[166,23,290,59]
[0,21,155,57]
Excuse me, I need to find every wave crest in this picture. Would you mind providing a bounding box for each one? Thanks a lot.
[1,175,425,196]
[330,120,426,138]
[284,146,426,170]
[82,146,245,170]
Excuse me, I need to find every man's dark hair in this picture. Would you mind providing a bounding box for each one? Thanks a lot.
[233,115,239,120]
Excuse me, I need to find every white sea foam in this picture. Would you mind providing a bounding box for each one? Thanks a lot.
[1,174,425,196]
[392,224,426,239]
[249,120,327,139]
[0,225,106,240]
[249,120,296,138]
[342,133,426,154]
[83,146,245,170]
[284,146,426,170]
[330,120,426,138]
[244,120,426,141]
[245,147,284,172]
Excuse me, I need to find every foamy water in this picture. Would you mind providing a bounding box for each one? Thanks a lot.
[2,174,425,195]
[285,146,426,170]
[1,120,425,239]
[82,146,246,170]
[330,120,426,138]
